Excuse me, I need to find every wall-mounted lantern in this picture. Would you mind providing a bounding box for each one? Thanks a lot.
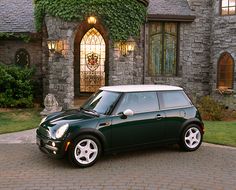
[47,39,57,53]
[47,39,64,54]
[88,16,97,25]
[119,37,136,56]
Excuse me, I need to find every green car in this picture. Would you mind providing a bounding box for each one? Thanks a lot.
[36,85,204,167]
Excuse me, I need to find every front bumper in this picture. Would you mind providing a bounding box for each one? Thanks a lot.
[36,131,68,158]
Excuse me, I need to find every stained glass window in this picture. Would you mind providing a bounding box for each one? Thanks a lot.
[217,52,234,89]
[221,0,236,15]
[80,28,106,93]
[148,22,178,76]
[15,49,30,67]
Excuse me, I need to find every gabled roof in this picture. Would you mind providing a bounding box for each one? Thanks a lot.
[0,0,36,33]
[148,0,195,22]
[0,0,194,33]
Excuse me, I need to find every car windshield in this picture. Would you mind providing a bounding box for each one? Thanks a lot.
[81,90,121,115]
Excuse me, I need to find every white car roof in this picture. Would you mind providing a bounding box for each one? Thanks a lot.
[100,85,183,92]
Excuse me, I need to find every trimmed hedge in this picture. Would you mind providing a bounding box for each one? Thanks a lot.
[0,64,34,108]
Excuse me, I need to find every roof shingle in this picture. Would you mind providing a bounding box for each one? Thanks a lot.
[148,0,194,16]
[0,0,36,33]
[0,0,194,33]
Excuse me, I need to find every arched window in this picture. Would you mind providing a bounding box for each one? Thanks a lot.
[217,52,234,89]
[15,49,30,67]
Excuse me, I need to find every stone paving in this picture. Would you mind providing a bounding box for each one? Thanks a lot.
[0,142,236,190]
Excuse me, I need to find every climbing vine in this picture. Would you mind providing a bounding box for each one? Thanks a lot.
[0,33,31,43]
[34,0,147,41]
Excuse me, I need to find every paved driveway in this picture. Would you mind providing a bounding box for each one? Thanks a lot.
[0,143,235,190]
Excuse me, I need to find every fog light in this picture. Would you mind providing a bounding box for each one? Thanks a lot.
[53,151,56,155]
[52,142,56,147]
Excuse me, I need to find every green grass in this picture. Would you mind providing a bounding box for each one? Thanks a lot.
[0,109,41,134]
[203,121,236,147]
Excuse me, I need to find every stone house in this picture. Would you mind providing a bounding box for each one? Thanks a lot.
[0,0,235,109]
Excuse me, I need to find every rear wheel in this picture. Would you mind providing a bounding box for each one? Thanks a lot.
[180,124,202,151]
[69,135,101,167]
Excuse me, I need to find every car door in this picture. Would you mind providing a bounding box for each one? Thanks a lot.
[157,91,193,141]
[110,91,166,149]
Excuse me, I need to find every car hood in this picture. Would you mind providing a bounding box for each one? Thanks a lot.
[42,109,96,127]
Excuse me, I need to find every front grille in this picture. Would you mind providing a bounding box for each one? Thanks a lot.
[38,126,50,138]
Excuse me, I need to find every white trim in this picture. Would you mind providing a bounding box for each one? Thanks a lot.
[100,85,182,92]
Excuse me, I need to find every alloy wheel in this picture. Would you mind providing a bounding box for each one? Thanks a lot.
[74,139,98,165]
[184,127,201,149]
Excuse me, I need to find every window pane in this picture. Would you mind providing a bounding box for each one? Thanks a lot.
[217,53,234,89]
[164,23,177,75]
[15,49,30,67]
[80,28,106,93]
[229,7,235,14]
[148,22,177,76]
[222,7,229,15]
[229,0,235,6]
[116,92,159,114]
[159,91,191,109]
[149,34,162,75]
[82,91,120,114]
[222,0,229,7]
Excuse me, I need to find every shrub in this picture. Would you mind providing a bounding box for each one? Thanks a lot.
[197,96,224,121]
[0,64,34,108]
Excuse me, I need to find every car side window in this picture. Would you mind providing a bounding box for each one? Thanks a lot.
[158,91,192,109]
[115,92,159,114]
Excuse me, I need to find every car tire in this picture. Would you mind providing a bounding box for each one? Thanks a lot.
[68,135,101,168]
[179,124,203,151]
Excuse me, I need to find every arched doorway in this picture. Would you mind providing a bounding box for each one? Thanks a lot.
[80,28,106,93]
[74,21,108,98]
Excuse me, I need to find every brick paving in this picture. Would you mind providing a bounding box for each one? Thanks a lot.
[0,143,236,190]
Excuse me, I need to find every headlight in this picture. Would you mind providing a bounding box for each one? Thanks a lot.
[39,117,47,126]
[55,123,69,139]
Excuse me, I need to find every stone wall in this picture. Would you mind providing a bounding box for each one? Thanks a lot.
[143,0,213,100]
[43,16,76,109]
[210,0,236,109]
[108,26,145,86]
[0,39,43,99]
[42,0,236,109]
[182,0,213,98]
[44,15,146,108]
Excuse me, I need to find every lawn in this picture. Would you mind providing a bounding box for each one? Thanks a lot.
[0,109,41,134]
[204,121,236,147]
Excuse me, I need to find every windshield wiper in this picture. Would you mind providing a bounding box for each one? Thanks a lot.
[80,107,100,117]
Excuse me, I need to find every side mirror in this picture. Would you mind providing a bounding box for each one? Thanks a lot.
[123,109,134,117]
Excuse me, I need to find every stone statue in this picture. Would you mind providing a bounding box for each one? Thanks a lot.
[40,94,62,116]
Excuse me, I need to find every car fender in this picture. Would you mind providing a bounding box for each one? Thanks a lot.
[180,118,204,135]
[66,127,107,150]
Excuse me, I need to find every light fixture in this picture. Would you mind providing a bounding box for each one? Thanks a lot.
[119,37,136,56]
[47,39,57,52]
[88,16,97,25]
[47,39,64,54]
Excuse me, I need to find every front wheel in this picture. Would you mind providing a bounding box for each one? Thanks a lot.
[179,124,203,151]
[69,135,101,168]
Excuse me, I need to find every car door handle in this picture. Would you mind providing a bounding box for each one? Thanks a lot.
[156,114,164,120]
[98,122,111,127]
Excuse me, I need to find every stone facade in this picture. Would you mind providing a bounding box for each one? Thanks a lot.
[210,0,236,109]
[1,0,235,109]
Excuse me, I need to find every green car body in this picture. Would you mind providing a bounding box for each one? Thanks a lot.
[36,85,204,167]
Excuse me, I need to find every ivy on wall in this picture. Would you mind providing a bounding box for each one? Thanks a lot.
[0,33,31,43]
[34,0,147,41]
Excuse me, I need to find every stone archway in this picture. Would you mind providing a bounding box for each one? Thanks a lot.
[74,20,109,98]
